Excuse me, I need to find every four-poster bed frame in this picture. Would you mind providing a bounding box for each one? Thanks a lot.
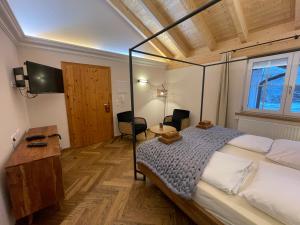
[128,0,300,224]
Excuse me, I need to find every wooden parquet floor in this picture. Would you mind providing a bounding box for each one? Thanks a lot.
[21,134,195,225]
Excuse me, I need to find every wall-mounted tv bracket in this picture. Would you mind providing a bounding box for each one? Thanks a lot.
[13,66,28,88]
[13,63,38,99]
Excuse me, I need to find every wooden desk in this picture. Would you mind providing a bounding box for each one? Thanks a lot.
[5,125,64,222]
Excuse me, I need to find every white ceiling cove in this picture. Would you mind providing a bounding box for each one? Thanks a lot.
[7,0,157,56]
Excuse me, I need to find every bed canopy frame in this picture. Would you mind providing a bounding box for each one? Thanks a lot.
[129,0,300,180]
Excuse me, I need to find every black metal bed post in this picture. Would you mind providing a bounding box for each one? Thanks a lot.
[129,49,138,180]
[129,0,221,180]
[126,0,300,184]
[200,66,206,121]
[130,49,205,181]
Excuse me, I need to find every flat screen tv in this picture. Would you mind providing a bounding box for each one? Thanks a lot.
[26,61,64,94]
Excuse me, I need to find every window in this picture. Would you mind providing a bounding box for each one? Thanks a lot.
[244,53,300,116]
[290,63,300,113]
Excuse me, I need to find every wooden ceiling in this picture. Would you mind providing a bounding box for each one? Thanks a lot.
[107,0,300,68]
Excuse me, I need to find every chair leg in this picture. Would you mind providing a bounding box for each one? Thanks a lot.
[144,131,147,138]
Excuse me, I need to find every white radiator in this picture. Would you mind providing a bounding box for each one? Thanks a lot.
[237,117,300,141]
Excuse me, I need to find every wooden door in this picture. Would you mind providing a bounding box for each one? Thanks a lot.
[62,62,113,148]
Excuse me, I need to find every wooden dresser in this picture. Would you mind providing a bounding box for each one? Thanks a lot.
[5,125,64,222]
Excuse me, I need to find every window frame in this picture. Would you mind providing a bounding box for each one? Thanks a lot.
[243,53,294,115]
[284,52,300,116]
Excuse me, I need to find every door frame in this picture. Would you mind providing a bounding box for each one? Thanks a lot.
[61,61,114,148]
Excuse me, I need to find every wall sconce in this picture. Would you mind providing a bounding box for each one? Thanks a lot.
[137,79,149,84]
[157,89,167,97]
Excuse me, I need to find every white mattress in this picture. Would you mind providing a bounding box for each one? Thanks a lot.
[193,145,284,225]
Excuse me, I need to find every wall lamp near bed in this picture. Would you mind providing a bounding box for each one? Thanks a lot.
[137,79,148,84]
[137,78,168,97]
[157,89,167,97]
[157,84,167,97]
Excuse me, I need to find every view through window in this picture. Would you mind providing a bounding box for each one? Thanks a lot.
[245,53,300,115]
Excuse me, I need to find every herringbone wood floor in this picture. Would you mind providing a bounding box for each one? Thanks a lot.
[20,134,195,225]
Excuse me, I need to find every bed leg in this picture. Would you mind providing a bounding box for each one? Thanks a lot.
[135,171,146,181]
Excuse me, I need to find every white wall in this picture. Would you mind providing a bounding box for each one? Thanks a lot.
[17,44,248,150]
[0,29,29,225]
[134,64,166,126]
[166,66,203,126]
[166,65,221,126]
[166,61,249,129]
[18,45,167,148]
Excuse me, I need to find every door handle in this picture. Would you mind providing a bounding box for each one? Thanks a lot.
[104,103,110,112]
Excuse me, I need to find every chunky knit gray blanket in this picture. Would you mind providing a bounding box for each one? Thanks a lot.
[137,126,243,199]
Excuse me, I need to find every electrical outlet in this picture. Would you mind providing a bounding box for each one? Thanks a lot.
[10,128,20,142]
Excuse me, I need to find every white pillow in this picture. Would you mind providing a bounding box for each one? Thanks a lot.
[240,162,300,225]
[266,139,300,170]
[228,134,273,153]
[202,151,253,194]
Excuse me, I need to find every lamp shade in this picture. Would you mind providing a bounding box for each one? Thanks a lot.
[157,89,167,97]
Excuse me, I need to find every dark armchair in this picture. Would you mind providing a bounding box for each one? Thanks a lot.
[163,109,190,131]
[117,111,147,139]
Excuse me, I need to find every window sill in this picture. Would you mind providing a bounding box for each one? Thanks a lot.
[235,111,300,123]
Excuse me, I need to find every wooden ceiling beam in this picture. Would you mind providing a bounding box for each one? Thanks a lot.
[107,0,173,58]
[179,0,216,51]
[141,0,191,58]
[295,0,300,29]
[169,22,300,69]
[224,0,248,43]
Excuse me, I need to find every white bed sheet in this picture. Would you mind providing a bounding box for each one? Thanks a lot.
[193,145,284,225]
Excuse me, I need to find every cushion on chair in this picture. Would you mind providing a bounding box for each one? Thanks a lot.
[117,111,132,122]
[171,109,190,131]
[117,111,147,136]
[172,121,182,131]
[172,109,190,122]
[135,124,147,135]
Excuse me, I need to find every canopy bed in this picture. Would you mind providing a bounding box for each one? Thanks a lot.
[128,1,300,224]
